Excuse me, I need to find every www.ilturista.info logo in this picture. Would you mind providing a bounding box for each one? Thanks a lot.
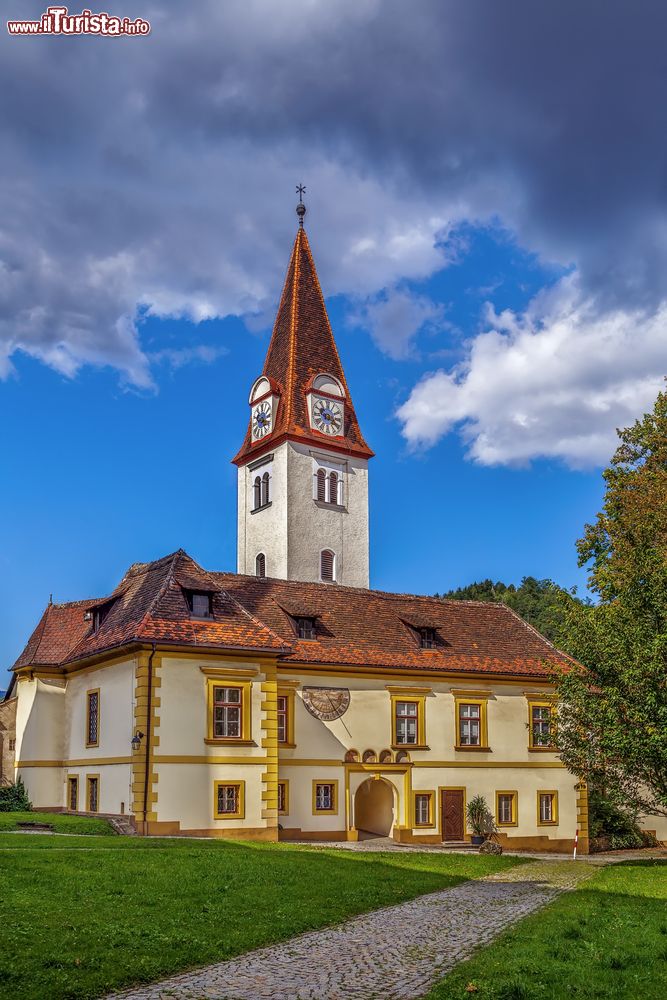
[7,6,150,35]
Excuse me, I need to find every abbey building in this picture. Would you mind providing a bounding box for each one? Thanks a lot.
[5,207,599,851]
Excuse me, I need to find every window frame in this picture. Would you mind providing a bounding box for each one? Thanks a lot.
[320,549,336,582]
[389,690,428,749]
[86,774,100,813]
[277,686,296,747]
[495,790,518,827]
[454,695,490,751]
[278,779,289,815]
[67,775,79,812]
[527,698,557,751]
[8,737,16,753]
[85,689,100,748]
[537,790,559,826]
[255,552,267,578]
[205,677,253,744]
[312,780,338,815]
[413,790,435,828]
[213,780,245,820]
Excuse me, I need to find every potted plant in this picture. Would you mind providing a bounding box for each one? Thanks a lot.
[467,794,496,846]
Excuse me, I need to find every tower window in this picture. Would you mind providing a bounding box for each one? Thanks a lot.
[253,476,261,510]
[261,471,270,507]
[328,471,339,505]
[316,468,327,502]
[186,591,213,618]
[320,549,335,582]
[256,553,266,578]
[252,469,271,511]
[295,616,316,640]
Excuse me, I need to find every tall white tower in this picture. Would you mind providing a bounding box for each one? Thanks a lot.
[233,201,373,588]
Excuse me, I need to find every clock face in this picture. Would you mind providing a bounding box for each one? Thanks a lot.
[252,400,272,439]
[313,397,343,436]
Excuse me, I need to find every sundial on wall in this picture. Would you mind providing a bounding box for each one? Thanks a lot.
[302,686,350,722]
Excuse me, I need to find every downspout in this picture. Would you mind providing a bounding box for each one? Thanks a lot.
[142,643,156,828]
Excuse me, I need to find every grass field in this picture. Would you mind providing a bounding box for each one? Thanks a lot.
[429,859,667,1000]
[0,812,115,836]
[0,833,521,1000]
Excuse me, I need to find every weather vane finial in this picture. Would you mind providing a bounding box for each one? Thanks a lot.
[296,184,306,227]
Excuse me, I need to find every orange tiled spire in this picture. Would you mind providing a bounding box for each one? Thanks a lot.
[233,211,373,465]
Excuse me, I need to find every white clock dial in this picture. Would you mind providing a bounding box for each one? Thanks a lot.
[313,397,343,436]
[252,400,272,439]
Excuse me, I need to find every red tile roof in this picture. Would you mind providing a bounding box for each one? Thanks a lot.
[233,227,373,465]
[12,551,569,680]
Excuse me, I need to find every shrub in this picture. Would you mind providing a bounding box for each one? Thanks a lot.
[0,778,32,812]
[467,794,497,839]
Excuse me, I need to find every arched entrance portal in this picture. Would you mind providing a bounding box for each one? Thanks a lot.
[354,777,395,837]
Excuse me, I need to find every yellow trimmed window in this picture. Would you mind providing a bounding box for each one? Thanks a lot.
[86,689,100,748]
[538,790,558,825]
[206,678,252,743]
[390,692,427,747]
[312,780,338,815]
[214,781,245,819]
[496,791,518,827]
[86,775,100,813]
[278,780,289,815]
[414,791,435,828]
[277,687,296,746]
[67,775,79,812]
[528,700,556,749]
[455,697,489,749]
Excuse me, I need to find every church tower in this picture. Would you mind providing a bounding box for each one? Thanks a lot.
[233,197,373,588]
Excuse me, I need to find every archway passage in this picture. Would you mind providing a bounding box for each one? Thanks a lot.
[354,778,394,838]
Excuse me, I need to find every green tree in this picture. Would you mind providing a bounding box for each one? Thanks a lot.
[556,389,667,818]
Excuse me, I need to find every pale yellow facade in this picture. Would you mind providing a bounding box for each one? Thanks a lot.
[14,649,598,851]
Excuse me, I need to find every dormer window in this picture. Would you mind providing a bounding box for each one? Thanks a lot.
[418,627,437,649]
[295,616,317,640]
[186,590,213,619]
[91,600,115,633]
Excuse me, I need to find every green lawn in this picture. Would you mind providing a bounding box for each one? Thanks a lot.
[428,859,667,1000]
[0,834,521,1000]
[0,812,115,836]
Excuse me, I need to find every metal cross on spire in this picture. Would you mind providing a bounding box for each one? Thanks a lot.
[296,184,307,227]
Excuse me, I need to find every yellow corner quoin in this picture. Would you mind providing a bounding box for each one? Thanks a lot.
[132,651,162,827]
[260,666,279,826]
[312,779,338,815]
[213,780,246,820]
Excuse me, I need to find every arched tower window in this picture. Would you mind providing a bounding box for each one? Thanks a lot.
[253,476,262,511]
[320,549,335,582]
[328,471,338,505]
[316,468,327,502]
[261,471,270,507]
[255,553,266,578]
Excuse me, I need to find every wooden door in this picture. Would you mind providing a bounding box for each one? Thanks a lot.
[441,789,464,841]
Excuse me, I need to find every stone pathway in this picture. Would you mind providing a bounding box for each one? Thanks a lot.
[108,860,597,1000]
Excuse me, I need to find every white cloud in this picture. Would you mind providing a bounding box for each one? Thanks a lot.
[149,344,228,371]
[347,287,446,359]
[397,274,667,467]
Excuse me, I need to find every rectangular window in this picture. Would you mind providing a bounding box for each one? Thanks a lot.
[496,791,517,827]
[458,703,481,746]
[395,701,418,745]
[8,738,15,753]
[213,781,245,819]
[86,690,100,747]
[187,591,212,618]
[538,791,558,825]
[295,616,316,640]
[278,780,289,815]
[313,781,337,814]
[529,702,555,749]
[68,776,78,811]
[86,775,99,813]
[213,686,242,739]
[414,792,434,827]
[419,628,436,649]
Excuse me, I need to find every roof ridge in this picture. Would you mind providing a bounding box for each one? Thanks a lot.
[135,550,185,638]
[285,228,301,429]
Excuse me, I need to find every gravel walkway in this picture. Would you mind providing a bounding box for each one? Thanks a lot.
[108,859,597,1000]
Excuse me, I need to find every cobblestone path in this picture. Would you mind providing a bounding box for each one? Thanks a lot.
[109,860,597,1000]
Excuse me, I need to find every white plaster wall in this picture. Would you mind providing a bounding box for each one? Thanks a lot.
[286,443,369,588]
[65,659,135,761]
[279,765,345,832]
[155,763,266,831]
[237,444,289,578]
[63,765,132,815]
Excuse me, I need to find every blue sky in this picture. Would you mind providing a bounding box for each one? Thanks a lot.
[2,1,667,689]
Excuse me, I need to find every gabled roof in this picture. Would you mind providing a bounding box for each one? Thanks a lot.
[233,227,373,464]
[11,551,571,679]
